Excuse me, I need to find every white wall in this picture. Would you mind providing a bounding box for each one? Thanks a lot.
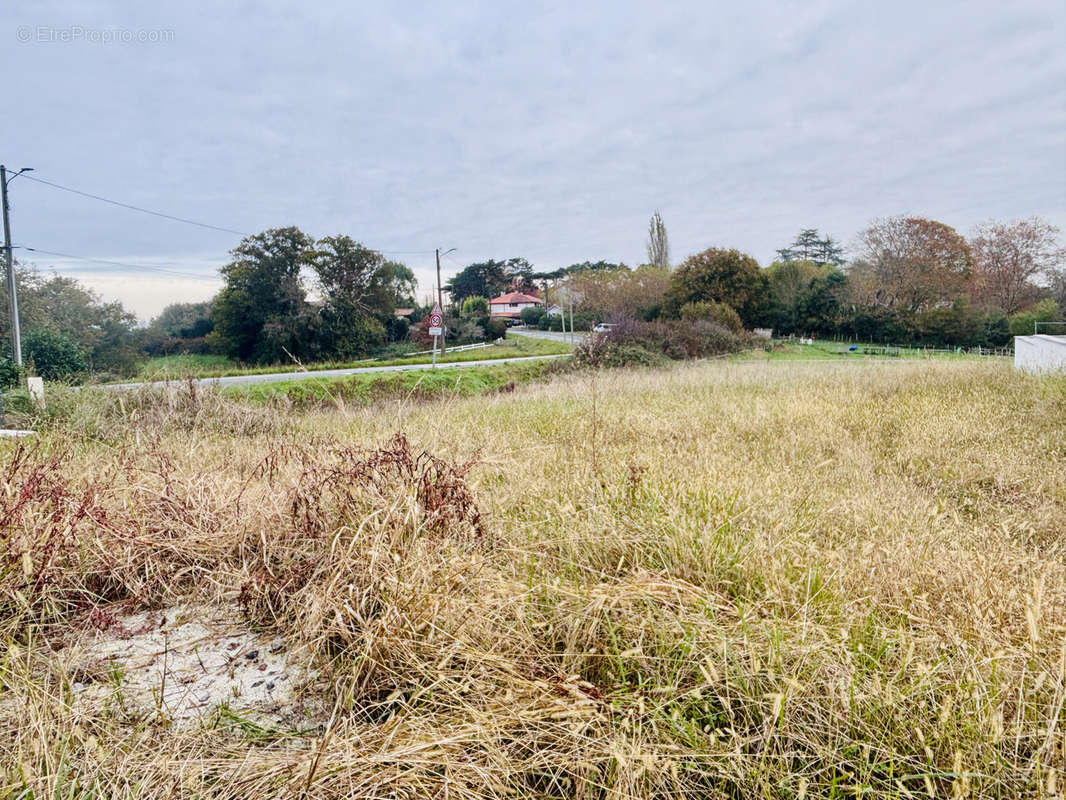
[1014,335,1066,373]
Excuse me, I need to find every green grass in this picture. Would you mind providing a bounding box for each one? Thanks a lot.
[224,360,557,407]
[131,334,570,382]
[736,338,1012,362]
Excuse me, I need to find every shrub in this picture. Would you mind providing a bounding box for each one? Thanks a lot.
[574,339,668,368]
[576,317,753,367]
[680,301,744,333]
[461,296,489,318]
[453,319,485,343]
[0,358,22,390]
[1008,298,1061,337]
[22,330,88,381]
[520,307,544,326]
[485,319,508,340]
[385,316,410,342]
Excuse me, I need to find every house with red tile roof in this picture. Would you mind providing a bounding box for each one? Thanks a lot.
[489,291,543,319]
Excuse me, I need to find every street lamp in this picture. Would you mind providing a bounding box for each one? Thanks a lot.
[435,247,456,353]
[1,166,33,366]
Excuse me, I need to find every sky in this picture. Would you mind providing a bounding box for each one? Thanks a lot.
[4,0,1065,322]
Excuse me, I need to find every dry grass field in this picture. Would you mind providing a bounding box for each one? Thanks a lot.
[0,359,1063,798]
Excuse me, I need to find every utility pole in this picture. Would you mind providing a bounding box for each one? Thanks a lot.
[435,248,446,354]
[435,247,456,354]
[569,297,574,345]
[1,165,24,366]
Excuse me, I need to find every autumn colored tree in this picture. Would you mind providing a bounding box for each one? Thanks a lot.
[969,217,1064,314]
[562,265,671,320]
[664,248,764,323]
[849,217,972,312]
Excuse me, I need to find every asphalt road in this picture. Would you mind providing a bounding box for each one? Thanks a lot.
[106,353,569,391]
[507,326,589,344]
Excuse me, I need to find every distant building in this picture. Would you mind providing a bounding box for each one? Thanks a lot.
[393,307,415,318]
[545,304,563,317]
[489,291,543,320]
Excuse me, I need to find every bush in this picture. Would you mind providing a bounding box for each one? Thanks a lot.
[680,301,744,333]
[0,358,22,390]
[461,296,489,318]
[520,307,544,326]
[142,335,213,359]
[453,319,485,344]
[485,319,508,340]
[574,338,668,368]
[385,316,410,342]
[575,317,753,367]
[1009,298,1061,337]
[22,329,88,381]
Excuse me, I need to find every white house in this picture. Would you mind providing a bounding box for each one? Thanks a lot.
[489,291,543,320]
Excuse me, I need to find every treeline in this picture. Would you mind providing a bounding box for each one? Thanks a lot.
[2,227,422,381]
[518,216,1064,348]
[4,215,1063,382]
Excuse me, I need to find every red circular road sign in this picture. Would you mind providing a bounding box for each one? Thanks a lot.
[429,313,442,328]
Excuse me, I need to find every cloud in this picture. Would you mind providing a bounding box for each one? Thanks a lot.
[4,0,1064,317]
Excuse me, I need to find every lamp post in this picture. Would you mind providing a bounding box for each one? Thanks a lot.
[435,247,456,354]
[0,165,33,366]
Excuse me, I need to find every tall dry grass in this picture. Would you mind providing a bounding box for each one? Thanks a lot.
[0,359,1062,798]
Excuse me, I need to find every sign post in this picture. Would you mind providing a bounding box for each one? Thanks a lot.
[427,302,443,367]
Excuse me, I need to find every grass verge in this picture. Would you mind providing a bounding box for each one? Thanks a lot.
[132,334,570,381]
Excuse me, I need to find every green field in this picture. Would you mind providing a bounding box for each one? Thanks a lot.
[739,338,1013,362]
[133,334,571,381]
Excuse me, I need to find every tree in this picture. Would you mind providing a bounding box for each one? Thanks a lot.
[777,229,845,267]
[561,265,670,320]
[969,217,1064,314]
[22,329,88,380]
[445,258,532,305]
[210,227,315,363]
[1008,298,1061,336]
[1048,267,1066,314]
[562,260,627,274]
[307,236,415,359]
[308,236,415,316]
[664,248,764,324]
[461,296,489,317]
[850,217,972,312]
[149,301,214,338]
[765,260,821,333]
[646,211,670,270]
[0,265,141,374]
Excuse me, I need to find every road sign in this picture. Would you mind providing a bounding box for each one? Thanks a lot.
[428,303,443,336]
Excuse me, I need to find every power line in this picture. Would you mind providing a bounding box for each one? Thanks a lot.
[19,172,440,256]
[18,246,220,280]
[21,174,251,236]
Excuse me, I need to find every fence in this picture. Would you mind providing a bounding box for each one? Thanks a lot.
[786,336,1014,359]
[372,341,492,361]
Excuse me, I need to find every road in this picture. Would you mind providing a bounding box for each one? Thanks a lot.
[507,326,589,344]
[105,353,569,391]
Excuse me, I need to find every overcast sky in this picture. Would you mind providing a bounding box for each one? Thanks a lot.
[5,1,1065,321]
